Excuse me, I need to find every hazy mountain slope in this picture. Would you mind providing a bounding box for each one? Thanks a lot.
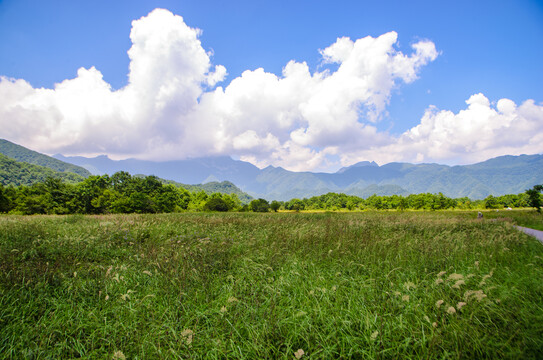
[0,153,85,186]
[55,152,543,200]
[53,154,261,186]
[0,139,91,177]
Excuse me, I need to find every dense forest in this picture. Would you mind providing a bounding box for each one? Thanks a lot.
[0,171,540,215]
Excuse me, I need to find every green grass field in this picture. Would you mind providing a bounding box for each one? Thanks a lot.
[1,211,542,359]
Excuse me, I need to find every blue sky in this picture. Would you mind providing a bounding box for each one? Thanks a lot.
[0,0,542,171]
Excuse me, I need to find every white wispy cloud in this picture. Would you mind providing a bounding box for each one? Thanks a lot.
[0,8,541,172]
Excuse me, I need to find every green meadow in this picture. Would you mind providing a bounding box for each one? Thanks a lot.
[1,211,542,359]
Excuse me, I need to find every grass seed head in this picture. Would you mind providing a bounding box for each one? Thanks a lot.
[447,306,457,314]
[448,273,463,281]
[464,290,487,302]
[456,302,467,310]
[436,300,444,308]
[294,349,305,359]
[113,350,126,360]
[181,329,193,345]
[452,280,465,289]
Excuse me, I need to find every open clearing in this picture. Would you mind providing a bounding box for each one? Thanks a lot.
[1,211,542,359]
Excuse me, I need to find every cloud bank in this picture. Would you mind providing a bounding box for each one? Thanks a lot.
[0,8,542,171]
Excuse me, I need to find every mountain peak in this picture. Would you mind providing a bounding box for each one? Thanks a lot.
[336,161,378,174]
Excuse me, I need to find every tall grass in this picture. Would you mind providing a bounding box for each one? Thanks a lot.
[1,211,542,359]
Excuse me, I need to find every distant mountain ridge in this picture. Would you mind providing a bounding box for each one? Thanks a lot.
[54,152,543,200]
[0,139,91,177]
[0,153,85,186]
[0,139,253,201]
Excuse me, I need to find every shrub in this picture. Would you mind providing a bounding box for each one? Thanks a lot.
[204,197,230,212]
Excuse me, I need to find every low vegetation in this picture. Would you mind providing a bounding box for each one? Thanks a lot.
[1,211,542,358]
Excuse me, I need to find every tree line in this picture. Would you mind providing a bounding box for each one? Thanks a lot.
[0,172,246,215]
[0,172,541,215]
[279,191,539,211]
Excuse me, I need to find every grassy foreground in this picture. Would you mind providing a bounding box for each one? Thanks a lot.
[1,211,542,359]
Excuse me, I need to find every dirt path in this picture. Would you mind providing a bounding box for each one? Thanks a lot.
[515,226,543,245]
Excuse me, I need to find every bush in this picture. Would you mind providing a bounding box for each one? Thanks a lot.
[204,197,229,212]
[270,200,281,212]
[250,198,270,212]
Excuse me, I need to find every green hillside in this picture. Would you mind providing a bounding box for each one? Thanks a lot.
[156,177,253,203]
[0,153,85,186]
[0,139,91,177]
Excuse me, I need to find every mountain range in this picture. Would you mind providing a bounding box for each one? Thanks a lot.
[1,138,541,200]
[53,151,543,200]
[0,139,253,201]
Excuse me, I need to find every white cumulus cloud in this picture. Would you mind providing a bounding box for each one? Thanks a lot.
[343,94,543,166]
[2,8,539,172]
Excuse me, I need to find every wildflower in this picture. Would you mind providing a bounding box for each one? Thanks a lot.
[436,300,444,308]
[294,349,305,359]
[432,322,438,328]
[220,306,227,313]
[452,280,465,289]
[456,302,467,310]
[402,295,410,302]
[447,273,463,281]
[143,270,152,276]
[370,331,379,340]
[437,271,447,278]
[447,306,456,314]
[435,278,444,285]
[404,281,416,290]
[113,350,126,360]
[227,296,238,303]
